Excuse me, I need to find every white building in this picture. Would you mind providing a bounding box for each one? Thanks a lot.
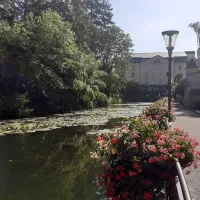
[127,51,195,91]
[184,59,200,108]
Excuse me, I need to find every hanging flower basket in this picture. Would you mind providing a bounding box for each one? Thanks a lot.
[91,98,200,200]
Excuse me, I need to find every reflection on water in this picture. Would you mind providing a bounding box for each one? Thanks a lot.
[0,104,145,200]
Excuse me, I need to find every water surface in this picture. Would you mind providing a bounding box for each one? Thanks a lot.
[0,103,147,200]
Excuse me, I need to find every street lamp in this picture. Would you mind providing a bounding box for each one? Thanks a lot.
[162,30,179,113]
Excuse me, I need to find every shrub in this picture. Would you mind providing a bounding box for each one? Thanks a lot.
[91,98,200,200]
[0,92,33,119]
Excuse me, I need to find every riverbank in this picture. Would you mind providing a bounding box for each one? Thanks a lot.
[0,103,150,135]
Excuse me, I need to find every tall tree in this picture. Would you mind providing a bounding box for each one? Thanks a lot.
[189,22,200,59]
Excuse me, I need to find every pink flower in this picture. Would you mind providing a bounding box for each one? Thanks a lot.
[131,131,139,138]
[147,145,156,152]
[130,140,138,148]
[175,145,181,151]
[185,170,191,175]
[145,138,152,143]
[142,142,147,151]
[159,148,168,154]
[154,132,160,139]
[160,135,168,140]
[157,139,165,145]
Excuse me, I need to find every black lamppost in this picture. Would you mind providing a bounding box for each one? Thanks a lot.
[162,30,179,113]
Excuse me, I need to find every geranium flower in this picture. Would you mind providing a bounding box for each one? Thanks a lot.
[129,170,137,177]
[115,174,121,180]
[96,136,101,141]
[144,180,153,185]
[120,171,127,177]
[111,138,118,145]
[159,148,168,154]
[130,140,138,148]
[116,165,125,171]
[120,192,128,199]
[147,145,156,152]
[143,191,152,200]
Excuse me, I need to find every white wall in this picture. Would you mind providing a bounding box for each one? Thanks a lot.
[128,56,186,85]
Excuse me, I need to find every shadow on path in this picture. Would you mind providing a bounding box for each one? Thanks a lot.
[175,106,200,118]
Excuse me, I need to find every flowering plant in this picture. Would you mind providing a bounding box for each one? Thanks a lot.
[140,98,175,130]
[91,98,200,200]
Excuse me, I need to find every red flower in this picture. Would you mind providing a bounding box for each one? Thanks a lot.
[169,176,175,183]
[116,165,125,171]
[143,191,152,200]
[144,180,153,185]
[120,192,128,199]
[111,138,118,145]
[112,197,119,200]
[129,170,137,177]
[107,173,113,178]
[147,158,155,164]
[120,171,127,177]
[96,136,101,141]
[115,174,121,180]
[106,189,114,198]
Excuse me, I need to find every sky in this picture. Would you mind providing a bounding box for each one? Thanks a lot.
[110,0,200,54]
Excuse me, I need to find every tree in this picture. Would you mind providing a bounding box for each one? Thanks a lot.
[172,74,185,101]
[189,22,200,59]
[0,10,107,116]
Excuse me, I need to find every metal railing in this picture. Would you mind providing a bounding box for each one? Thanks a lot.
[171,160,192,200]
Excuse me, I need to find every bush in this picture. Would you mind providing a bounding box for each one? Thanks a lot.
[108,97,123,105]
[91,98,200,200]
[94,93,108,107]
[0,92,33,119]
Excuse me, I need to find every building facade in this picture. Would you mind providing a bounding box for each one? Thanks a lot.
[127,51,195,94]
[184,59,200,108]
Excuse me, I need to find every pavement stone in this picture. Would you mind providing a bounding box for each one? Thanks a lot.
[173,107,200,200]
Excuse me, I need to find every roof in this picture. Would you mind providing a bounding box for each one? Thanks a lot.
[186,58,200,69]
[185,51,195,54]
[131,52,187,58]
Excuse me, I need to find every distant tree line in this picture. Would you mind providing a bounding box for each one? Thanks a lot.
[0,0,133,119]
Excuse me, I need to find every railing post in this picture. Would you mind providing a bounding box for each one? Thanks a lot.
[175,159,192,200]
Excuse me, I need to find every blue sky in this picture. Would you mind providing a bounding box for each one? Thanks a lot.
[110,0,200,53]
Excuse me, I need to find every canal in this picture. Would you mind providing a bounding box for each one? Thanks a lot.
[0,103,149,200]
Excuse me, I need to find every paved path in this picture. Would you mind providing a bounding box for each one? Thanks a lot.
[173,107,200,200]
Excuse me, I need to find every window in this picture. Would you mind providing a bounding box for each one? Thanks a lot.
[166,72,169,77]
[152,72,155,77]
[179,66,182,70]
[145,79,148,85]
[152,79,155,83]
[145,73,148,77]
[159,72,162,77]
[159,79,162,85]
[132,72,134,77]
[132,66,135,70]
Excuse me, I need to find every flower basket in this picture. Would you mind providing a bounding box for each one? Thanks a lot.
[91,98,200,200]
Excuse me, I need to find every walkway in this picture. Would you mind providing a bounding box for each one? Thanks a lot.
[174,107,200,200]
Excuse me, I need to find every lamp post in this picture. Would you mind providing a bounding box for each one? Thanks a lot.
[162,30,179,113]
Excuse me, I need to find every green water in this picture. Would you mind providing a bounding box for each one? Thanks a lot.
[0,104,147,200]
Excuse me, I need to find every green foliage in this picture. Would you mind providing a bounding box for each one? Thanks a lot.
[122,80,142,102]
[0,0,133,118]
[172,74,185,99]
[108,97,123,104]
[0,92,33,118]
